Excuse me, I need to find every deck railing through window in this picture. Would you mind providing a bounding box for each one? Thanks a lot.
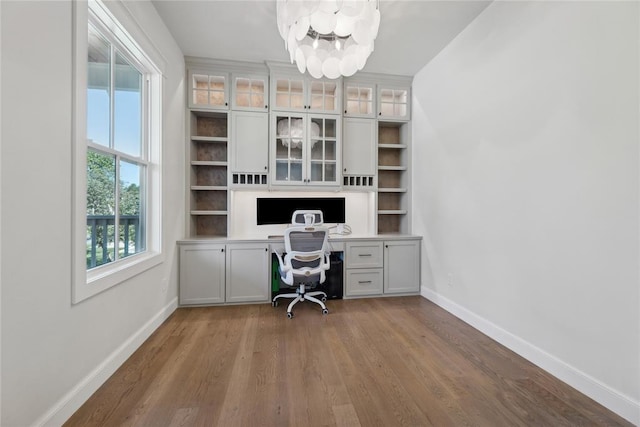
[86,215,142,269]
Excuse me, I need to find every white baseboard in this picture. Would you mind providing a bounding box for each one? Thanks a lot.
[33,297,178,427]
[420,287,640,426]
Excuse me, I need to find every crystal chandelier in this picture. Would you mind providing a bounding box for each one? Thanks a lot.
[276,0,380,79]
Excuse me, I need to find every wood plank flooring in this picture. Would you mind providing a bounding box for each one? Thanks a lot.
[65,296,632,426]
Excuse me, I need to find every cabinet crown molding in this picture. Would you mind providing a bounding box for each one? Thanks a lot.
[185,56,269,74]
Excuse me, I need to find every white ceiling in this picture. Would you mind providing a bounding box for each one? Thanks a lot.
[151,0,491,76]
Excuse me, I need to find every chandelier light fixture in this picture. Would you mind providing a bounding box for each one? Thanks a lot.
[276,0,381,79]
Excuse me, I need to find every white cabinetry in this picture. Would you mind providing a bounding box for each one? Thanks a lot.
[231,73,269,112]
[377,84,410,121]
[346,269,383,296]
[270,73,342,114]
[343,117,376,189]
[270,112,341,188]
[345,241,384,297]
[384,240,420,294]
[180,242,270,305]
[345,238,420,297]
[180,244,226,304]
[189,69,229,110]
[343,80,376,118]
[226,243,270,303]
[346,242,383,268]
[230,111,269,187]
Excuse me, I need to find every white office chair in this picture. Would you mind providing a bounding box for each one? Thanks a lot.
[272,210,330,318]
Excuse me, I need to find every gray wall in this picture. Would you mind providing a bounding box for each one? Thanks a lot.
[412,1,639,422]
[1,1,185,425]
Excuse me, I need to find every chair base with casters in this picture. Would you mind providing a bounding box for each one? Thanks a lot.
[272,283,328,318]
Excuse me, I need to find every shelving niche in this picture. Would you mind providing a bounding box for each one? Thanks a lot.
[377,121,410,234]
[189,110,229,237]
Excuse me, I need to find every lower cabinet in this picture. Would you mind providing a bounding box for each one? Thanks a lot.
[345,241,383,297]
[180,242,270,305]
[179,237,419,305]
[384,239,420,294]
[225,243,270,303]
[345,268,383,296]
[345,238,420,297]
[179,244,226,305]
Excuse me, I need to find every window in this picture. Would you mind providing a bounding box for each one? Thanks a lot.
[73,0,163,303]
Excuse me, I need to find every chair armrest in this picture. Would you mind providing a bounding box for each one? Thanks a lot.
[274,250,290,274]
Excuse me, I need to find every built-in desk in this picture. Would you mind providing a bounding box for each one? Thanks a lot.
[177,234,421,306]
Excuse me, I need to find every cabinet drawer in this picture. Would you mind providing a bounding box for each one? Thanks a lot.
[346,242,383,268]
[345,269,383,296]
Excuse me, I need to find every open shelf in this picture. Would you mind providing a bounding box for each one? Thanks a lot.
[191,215,228,237]
[191,110,227,138]
[191,161,228,166]
[377,122,410,234]
[190,210,228,215]
[191,136,227,143]
[188,110,229,237]
[378,143,407,149]
[191,185,227,191]
[378,165,407,171]
[377,210,408,215]
[378,187,407,193]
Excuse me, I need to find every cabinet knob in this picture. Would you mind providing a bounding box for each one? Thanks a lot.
[385,245,388,248]
[265,105,268,109]
[344,110,347,114]
[221,248,225,252]
[264,166,267,170]
[379,112,382,116]
[225,102,228,106]
[343,168,347,172]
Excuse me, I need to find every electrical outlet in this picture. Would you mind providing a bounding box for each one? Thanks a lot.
[447,272,453,286]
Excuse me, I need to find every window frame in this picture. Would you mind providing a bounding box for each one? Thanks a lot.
[72,0,163,303]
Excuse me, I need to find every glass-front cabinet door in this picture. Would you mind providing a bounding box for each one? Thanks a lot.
[271,74,342,114]
[309,80,341,114]
[377,85,410,121]
[189,69,229,110]
[344,82,375,117]
[272,77,306,111]
[272,113,306,185]
[309,115,339,185]
[270,113,341,187]
[232,74,268,111]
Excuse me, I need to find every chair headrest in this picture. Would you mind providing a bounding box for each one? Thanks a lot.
[291,210,324,226]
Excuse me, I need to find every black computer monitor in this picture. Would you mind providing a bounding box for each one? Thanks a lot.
[256,197,345,225]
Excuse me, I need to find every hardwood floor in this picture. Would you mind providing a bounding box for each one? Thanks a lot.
[65,296,632,426]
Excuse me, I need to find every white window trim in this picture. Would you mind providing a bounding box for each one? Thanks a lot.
[72,0,163,303]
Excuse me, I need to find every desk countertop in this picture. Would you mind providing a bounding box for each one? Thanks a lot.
[177,233,422,245]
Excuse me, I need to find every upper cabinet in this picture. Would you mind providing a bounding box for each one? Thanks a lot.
[189,69,229,110]
[270,73,342,114]
[343,81,376,118]
[377,84,410,121]
[270,112,341,188]
[231,73,269,112]
[342,117,376,190]
[230,111,269,188]
[188,59,271,112]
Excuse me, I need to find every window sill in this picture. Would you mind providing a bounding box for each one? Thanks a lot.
[73,251,163,304]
